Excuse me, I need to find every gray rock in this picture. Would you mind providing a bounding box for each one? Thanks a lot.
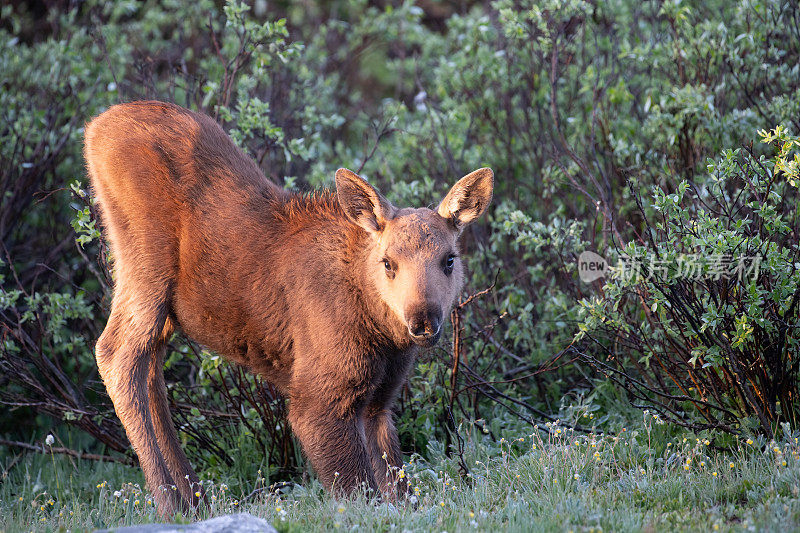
[96,513,277,533]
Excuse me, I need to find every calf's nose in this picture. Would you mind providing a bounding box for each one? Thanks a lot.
[407,307,443,339]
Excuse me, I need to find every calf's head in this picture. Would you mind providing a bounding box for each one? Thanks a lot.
[336,167,493,347]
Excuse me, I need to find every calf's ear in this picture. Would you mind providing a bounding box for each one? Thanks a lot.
[335,168,395,234]
[437,168,494,231]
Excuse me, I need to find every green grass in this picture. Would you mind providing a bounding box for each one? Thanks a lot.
[2,415,800,532]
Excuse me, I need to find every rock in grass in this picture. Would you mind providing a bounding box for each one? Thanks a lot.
[96,513,277,533]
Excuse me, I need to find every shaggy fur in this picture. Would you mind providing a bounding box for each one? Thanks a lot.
[84,101,493,517]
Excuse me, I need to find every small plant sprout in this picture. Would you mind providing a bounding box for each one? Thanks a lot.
[44,434,60,495]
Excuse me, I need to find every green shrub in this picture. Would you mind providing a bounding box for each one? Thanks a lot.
[577,127,800,434]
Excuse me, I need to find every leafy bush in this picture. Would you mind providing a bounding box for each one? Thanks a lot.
[0,2,127,450]
[577,128,800,434]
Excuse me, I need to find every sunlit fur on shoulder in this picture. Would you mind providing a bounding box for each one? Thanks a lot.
[273,189,345,227]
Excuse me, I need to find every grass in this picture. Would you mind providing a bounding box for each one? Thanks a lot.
[2,413,800,532]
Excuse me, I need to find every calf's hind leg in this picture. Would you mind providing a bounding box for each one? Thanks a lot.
[96,290,184,517]
[148,321,204,509]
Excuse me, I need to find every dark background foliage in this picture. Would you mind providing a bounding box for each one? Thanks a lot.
[2,0,800,489]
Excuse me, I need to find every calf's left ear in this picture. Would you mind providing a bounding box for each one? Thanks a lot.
[437,167,494,231]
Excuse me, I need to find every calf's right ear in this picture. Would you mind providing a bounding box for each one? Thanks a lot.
[335,168,395,235]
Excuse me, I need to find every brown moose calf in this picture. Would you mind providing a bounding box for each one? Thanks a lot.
[84,101,493,517]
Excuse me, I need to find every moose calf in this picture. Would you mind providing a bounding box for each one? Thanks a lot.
[84,101,493,517]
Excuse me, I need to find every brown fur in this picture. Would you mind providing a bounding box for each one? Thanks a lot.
[84,101,493,517]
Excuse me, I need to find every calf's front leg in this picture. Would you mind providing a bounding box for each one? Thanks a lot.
[288,395,379,496]
[363,353,414,499]
[364,406,407,498]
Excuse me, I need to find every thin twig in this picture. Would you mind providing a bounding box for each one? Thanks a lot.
[0,439,136,466]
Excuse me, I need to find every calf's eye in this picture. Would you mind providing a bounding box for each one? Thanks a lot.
[383,259,395,279]
[444,254,456,275]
